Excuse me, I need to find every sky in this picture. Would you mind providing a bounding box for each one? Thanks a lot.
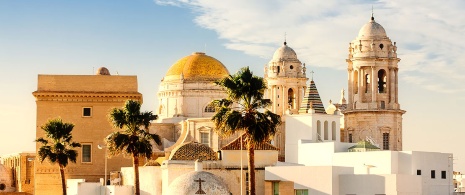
[0,0,464,170]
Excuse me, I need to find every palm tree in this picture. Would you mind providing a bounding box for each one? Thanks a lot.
[212,67,281,195]
[105,100,161,195]
[36,118,81,195]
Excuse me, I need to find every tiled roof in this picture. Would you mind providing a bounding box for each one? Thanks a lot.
[169,142,218,161]
[221,134,279,151]
[298,80,326,114]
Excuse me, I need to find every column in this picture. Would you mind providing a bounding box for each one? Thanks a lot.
[357,68,362,96]
[390,68,395,103]
[371,66,376,103]
[395,69,399,103]
[282,85,285,115]
[348,69,353,107]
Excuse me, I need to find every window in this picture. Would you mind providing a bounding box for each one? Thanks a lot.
[324,121,329,140]
[442,171,446,179]
[82,144,92,163]
[273,182,279,195]
[378,69,387,93]
[417,169,421,175]
[204,103,215,113]
[317,121,322,141]
[431,170,436,179]
[382,133,389,150]
[82,107,92,117]
[295,189,308,195]
[380,101,385,109]
[200,132,209,146]
[349,133,353,143]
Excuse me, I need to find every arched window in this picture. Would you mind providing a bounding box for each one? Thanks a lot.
[317,121,321,141]
[365,73,370,93]
[378,69,387,93]
[204,103,215,113]
[288,88,295,109]
[332,121,336,141]
[353,70,359,94]
[324,121,329,140]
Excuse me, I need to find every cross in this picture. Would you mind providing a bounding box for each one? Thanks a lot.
[309,70,315,81]
[194,177,206,194]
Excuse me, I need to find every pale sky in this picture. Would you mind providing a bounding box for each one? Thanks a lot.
[1,1,464,170]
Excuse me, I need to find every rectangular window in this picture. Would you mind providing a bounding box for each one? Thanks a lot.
[82,107,92,117]
[441,171,446,179]
[200,132,209,146]
[295,189,308,195]
[246,172,249,195]
[273,182,279,195]
[82,144,92,163]
[349,133,353,143]
[431,170,435,179]
[417,169,421,175]
[382,133,389,150]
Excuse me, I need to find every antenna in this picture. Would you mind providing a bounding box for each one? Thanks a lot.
[284,32,287,45]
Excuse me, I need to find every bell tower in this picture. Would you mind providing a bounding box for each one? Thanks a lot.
[343,15,406,151]
[264,41,308,116]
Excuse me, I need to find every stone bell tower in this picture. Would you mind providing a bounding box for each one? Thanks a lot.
[264,41,308,116]
[264,41,308,161]
[343,15,406,151]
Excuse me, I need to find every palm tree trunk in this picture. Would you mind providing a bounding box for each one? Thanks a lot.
[248,144,256,195]
[133,155,140,195]
[59,164,67,195]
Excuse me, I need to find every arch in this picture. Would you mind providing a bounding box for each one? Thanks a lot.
[331,121,336,141]
[324,121,329,140]
[317,121,322,141]
[378,69,387,93]
[204,102,215,113]
[287,88,295,109]
[353,70,359,94]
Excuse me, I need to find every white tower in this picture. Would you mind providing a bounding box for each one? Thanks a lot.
[264,41,308,116]
[343,15,406,151]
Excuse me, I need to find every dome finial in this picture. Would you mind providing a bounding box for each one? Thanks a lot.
[371,5,374,21]
[284,32,287,45]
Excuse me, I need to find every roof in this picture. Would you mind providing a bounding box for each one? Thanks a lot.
[298,80,326,114]
[169,142,218,161]
[164,52,230,82]
[221,133,279,151]
[348,141,381,151]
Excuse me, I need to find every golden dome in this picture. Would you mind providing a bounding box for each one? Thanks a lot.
[164,52,229,82]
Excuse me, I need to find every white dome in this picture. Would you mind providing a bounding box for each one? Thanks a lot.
[272,42,298,61]
[358,17,387,39]
[167,171,230,195]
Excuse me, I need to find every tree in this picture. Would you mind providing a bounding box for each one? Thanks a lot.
[212,67,281,195]
[106,100,161,195]
[36,118,81,195]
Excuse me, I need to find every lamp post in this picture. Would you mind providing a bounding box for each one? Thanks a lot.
[98,144,108,186]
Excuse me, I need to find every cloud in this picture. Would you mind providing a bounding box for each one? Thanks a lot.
[155,0,465,94]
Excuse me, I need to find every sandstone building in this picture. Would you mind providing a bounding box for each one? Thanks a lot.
[32,68,141,195]
[342,15,405,150]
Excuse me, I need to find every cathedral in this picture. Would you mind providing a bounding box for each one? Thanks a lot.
[0,14,415,195]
